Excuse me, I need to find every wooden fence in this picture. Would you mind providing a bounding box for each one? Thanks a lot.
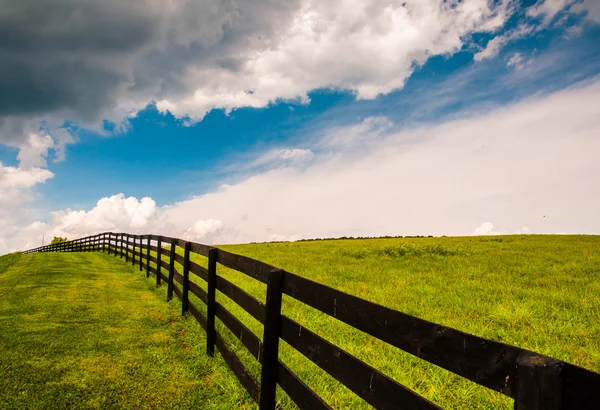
[23,232,600,409]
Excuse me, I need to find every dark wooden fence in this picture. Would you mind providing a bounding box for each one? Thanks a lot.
[23,232,600,409]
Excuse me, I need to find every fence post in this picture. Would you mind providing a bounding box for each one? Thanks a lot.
[120,234,124,259]
[167,239,176,301]
[514,352,562,410]
[206,248,218,357]
[146,236,151,278]
[181,242,191,315]
[139,235,143,271]
[132,235,136,267]
[156,237,163,287]
[259,269,285,410]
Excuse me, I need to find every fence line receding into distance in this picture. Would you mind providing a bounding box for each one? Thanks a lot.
[23,232,600,410]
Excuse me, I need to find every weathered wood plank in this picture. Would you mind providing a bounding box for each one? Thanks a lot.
[215,302,262,363]
[215,333,260,403]
[172,282,182,301]
[278,361,333,410]
[280,315,441,410]
[189,281,208,304]
[188,301,207,330]
[561,362,600,409]
[174,253,185,266]
[190,242,212,257]
[216,249,275,284]
[216,275,266,324]
[189,260,208,282]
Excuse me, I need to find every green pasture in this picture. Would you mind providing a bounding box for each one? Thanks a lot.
[0,252,253,409]
[1,234,599,409]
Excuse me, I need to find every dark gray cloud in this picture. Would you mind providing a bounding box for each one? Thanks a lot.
[0,0,301,146]
[0,1,156,121]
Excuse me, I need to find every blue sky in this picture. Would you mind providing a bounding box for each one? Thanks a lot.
[1,0,600,251]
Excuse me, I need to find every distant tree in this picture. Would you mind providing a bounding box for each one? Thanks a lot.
[50,236,68,245]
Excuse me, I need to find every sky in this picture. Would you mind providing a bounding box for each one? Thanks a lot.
[1,0,600,253]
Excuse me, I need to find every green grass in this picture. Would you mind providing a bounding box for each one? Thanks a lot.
[179,234,600,409]
[3,235,600,409]
[0,252,255,409]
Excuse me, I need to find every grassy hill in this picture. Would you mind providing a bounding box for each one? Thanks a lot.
[2,234,599,409]
[0,252,252,409]
[208,235,600,409]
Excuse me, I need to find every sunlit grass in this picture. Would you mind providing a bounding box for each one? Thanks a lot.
[3,234,600,409]
[0,252,255,409]
[180,234,600,409]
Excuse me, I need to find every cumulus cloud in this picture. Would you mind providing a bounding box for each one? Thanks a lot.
[0,162,54,206]
[3,77,599,253]
[0,161,54,252]
[1,0,515,155]
[16,133,55,169]
[156,0,513,120]
[473,222,502,235]
[183,219,226,242]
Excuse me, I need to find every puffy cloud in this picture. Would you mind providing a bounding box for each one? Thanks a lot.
[0,162,54,252]
[183,219,225,242]
[473,222,501,235]
[157,0,512,120]
[0,162,54,206]
[51,194,159,234]
[16,133,55,169]
[1,0,514,153]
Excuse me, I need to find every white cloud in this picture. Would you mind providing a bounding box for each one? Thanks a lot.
[3,77,600,253]
[183,219,225,242]
[0,162,54,252]
[506,52,526,70]
[17,133,55,169]
[474,36,507,61]
[250,148,315,169]
[156,0,513,121]
[0,162,54,206]
[1,0,517,168]
[571,0,600,22]
[473,222,502,235]
[528,0,575,24]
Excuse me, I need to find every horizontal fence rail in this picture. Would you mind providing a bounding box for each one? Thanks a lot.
[23,232,600,410]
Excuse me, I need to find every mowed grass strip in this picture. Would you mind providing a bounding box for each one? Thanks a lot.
[0,252,253,409]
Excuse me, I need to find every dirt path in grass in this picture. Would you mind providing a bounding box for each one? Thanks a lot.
[0,252,253,409]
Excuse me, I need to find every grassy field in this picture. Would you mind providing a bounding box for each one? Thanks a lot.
[0,252,255,409]
[2,234,600,409]
[178,234,600,409]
